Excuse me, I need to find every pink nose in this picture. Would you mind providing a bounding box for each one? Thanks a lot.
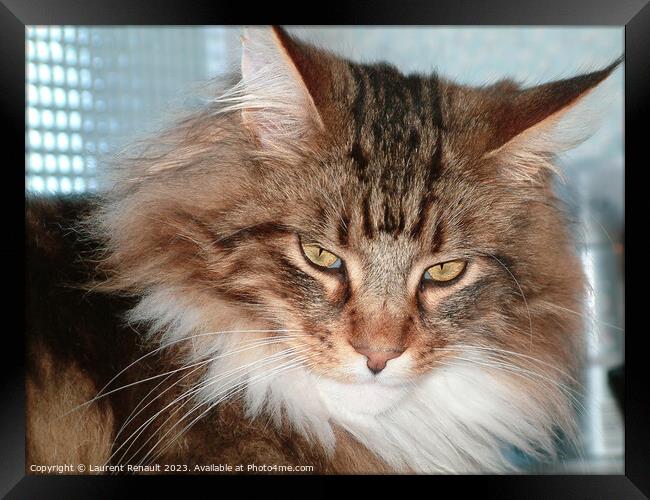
[353,346,405,374]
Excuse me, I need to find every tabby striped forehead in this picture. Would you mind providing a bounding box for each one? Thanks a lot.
[341,62,446,242]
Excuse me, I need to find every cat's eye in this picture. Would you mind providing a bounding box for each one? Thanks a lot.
[301,243,342,270]
[423,259,467,283]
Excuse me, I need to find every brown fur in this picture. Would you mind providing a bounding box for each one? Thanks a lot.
[26,341,114,470]
[328,428,397,474]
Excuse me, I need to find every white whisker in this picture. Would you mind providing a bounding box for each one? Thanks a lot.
[59,330,305,419]
[141,354,313,466]
[113,345,312,466]
[487,253,534,348]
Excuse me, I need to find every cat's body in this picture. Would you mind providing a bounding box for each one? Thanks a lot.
[26,27,620,474]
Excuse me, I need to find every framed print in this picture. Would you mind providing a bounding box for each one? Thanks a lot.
[2,0,647,497]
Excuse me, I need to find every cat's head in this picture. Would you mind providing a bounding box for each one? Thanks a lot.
[96,27,620,395]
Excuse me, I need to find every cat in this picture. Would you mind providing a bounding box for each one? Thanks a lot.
[26,26,622,474]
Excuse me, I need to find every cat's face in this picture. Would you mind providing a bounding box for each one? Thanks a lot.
[98,27,616,399]
[207,111,565,387]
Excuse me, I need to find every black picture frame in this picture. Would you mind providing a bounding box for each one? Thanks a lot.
[3,1,646,497]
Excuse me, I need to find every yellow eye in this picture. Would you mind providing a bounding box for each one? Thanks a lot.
[301,243,342,269]
[424,259,467,283]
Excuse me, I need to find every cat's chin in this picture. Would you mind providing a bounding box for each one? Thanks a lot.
[315,375,415,417]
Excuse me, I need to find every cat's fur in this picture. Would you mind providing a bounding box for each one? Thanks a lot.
[26,27,621,474]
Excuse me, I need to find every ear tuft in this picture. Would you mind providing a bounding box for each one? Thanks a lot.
[483,57,623,182]
[218,26,325,149]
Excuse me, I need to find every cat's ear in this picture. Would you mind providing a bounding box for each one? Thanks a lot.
[238,26,328,148]
[482,58,623,181]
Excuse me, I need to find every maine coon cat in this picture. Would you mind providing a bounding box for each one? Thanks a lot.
[26,26,621,474]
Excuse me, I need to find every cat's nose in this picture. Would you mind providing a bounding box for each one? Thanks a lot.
[353,346,405,374]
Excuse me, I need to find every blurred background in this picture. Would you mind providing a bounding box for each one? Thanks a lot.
[24,26,624,473]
